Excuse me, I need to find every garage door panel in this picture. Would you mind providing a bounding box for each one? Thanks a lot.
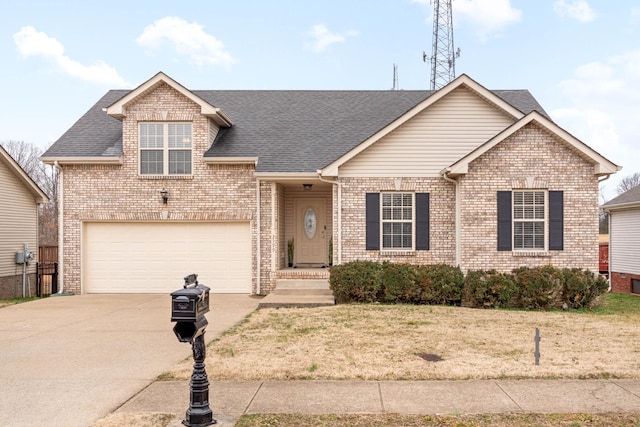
[84,222,251,294]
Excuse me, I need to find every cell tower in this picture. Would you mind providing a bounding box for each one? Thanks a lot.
[423,0,460,90]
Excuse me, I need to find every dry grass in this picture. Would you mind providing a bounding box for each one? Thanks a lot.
[164,299,640,381]
[88,412,175,427]
[234,413,640,427]
[235,413,640,427]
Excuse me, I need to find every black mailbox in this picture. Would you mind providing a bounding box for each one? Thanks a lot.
[171,274,210,322]
[170,273,216,426]
[171,274,210,343]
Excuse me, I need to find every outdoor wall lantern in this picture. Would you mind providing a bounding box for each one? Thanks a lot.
[303,183,313,191]
[160,188,169,204]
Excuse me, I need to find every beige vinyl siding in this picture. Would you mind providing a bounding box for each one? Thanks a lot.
[339,87,515,177]
[0,163,38,277]
[610,208,640,275]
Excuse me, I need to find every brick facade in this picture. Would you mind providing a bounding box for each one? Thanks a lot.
[459,123,599,272]
[338,177,456,265]
[334,124,599,274]
[610,272,640,295]
[61,84,259,294]
[58,81,605,295]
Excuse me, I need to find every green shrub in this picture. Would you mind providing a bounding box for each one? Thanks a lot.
[513,265,563,309]
[415,264,464,306]
[462,270,517,309]
[381,262,419,303]
[329,261,383,303]
[561,268,609,309]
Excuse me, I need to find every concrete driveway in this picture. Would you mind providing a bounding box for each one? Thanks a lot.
[0,293,259,427]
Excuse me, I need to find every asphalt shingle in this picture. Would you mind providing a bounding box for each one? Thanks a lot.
[43,88,548,173]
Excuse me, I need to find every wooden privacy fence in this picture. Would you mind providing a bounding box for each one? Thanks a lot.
[37,246,58,297]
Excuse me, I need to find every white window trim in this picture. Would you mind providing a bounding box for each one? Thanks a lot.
[138,122,193,176]
[380,192,415,251]
[512,190,548,252]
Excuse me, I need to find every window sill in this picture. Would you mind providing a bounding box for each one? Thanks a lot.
[380,250,416,257]
[138,175,194,180]
[512,251,550,257]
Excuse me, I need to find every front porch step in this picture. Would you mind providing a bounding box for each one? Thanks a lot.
[258,294,336,308]
[274,279,331,295]
[258,278,335,308]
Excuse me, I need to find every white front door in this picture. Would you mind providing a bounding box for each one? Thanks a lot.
[295,199,327,266]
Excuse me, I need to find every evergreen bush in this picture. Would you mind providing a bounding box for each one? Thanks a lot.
[462,270,517,308]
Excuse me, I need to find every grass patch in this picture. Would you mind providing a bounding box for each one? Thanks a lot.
[0,296,40,308]
[162,293,640,382]
[234,413,640,427]
[589,293,640,316]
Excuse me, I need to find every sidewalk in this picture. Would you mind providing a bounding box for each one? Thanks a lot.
[116,378,640,427]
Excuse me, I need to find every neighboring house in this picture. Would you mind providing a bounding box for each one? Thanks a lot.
[41,72,620,295]
[602,184,640,294]
[0,145,49,298]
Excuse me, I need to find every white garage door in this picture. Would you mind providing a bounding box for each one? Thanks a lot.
[83,222,251,293]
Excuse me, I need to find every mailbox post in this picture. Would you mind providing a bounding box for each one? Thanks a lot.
[171,274,216,427]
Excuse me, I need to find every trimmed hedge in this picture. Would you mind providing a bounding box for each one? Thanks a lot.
[329,261,607,310]
[462,270,517,309]
[415,264,464,306]
[561,268,608,309]
[513,265,563,310]
[330,260,382,304]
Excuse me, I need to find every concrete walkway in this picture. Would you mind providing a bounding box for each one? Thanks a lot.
[0,294,260,427]
[116,378,640,426]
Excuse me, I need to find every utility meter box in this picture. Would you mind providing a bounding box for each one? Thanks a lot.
[171,275,210,322]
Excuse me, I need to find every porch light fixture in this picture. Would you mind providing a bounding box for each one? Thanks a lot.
[303,184,313,191]
[160,188,169,204]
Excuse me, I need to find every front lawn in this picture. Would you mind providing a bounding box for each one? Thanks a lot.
[163,293,640,381]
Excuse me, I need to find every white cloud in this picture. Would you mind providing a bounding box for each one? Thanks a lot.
[13,26,129,87]
[137,17,234,68]
[552,50,640,200]
[308,24,359,53]
[553,0,597,23]
[453,0,522,39]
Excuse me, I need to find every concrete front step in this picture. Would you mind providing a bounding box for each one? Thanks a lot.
[259,278,335,308]
[274,279,331,296]
[258,294,336,308]
[275,279,330,290]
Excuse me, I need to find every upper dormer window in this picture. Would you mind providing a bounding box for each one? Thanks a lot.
[139,122,192,175]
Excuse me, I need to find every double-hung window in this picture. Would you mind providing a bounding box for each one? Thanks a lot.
[382,193,414,250]
[512,190,546,250]
[139,123,192,175]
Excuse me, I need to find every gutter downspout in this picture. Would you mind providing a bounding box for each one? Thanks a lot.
[317,172,342,265]
[256,178,261,295]
[441,169,460,267]
[54,161,64,294]
[599,173,613,291]
[605,206,612,292]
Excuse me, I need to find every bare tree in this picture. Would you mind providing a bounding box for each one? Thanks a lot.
[616,172,640,195]
[1,140,58,246]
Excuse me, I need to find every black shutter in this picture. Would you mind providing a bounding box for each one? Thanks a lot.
[366,193,380,250]
[497,191,512,251]
[415,193,430,250]
[548,191,564,250]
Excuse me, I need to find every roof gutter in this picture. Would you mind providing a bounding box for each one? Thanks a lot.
[441,168,460,268]
[40,157,123,165]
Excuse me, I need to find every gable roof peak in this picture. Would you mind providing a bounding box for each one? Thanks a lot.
[105,71,232,127]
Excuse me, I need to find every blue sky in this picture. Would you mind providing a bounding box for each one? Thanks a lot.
[1,0,638,200]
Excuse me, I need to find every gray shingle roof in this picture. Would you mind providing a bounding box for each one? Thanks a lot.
[603,184,640,208]
[43,88,548,173]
